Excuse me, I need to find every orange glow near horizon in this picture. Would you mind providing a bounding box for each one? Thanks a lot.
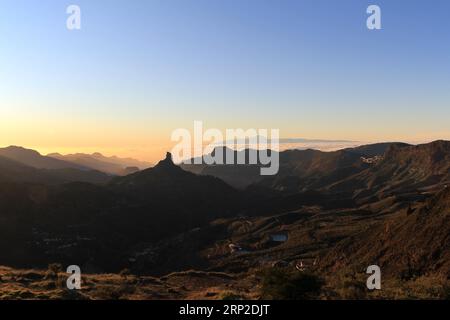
[1,110,449,163]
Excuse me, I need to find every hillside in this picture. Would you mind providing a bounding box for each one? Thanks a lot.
[0,152,242,271]
[0,146,87,170]
[0,141,448,299]
[322,186,450,278]
[0,155,111,185]
[181,143,407,191]
[327,140,450,199]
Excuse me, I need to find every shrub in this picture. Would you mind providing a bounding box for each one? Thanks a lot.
[47,263,63,279]
[119,268,131,279]
[260,268,324,300]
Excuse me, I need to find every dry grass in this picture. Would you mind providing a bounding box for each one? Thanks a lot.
[1,265,447,300]
[0,266,257,300]
[324,269,449,300]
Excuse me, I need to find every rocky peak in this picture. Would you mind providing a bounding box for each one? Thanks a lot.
[155,152,175,168]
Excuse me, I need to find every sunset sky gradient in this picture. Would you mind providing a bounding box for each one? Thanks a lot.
[1,0,449,162]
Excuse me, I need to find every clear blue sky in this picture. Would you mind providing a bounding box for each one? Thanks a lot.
[1,0,449,160]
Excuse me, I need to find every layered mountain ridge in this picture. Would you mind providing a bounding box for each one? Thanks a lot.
[0,141,447,290]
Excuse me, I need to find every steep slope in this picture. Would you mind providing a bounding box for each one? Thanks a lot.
[327,140,450,198]
[0,155,44,183]
[323,186,450,278]
[255,148,366,193]
[344,142,410,157]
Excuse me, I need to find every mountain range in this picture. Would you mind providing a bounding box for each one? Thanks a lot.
[0,140,448,298]
[0,146,153,185]
[47,151,152,175]
[0,148,110,185]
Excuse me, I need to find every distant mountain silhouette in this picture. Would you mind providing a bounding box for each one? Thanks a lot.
[0,154,110,185]
[122,166,140,175]
[181,142,449,197]
[180,147,271,188]
[182,143,407,191]
[0,146,87,170]
[110,152,238,209]
[48,152,152,175]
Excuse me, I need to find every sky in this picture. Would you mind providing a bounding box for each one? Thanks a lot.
[1,0,449,162]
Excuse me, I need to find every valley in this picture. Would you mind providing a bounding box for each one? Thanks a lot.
[0,141,449,299]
